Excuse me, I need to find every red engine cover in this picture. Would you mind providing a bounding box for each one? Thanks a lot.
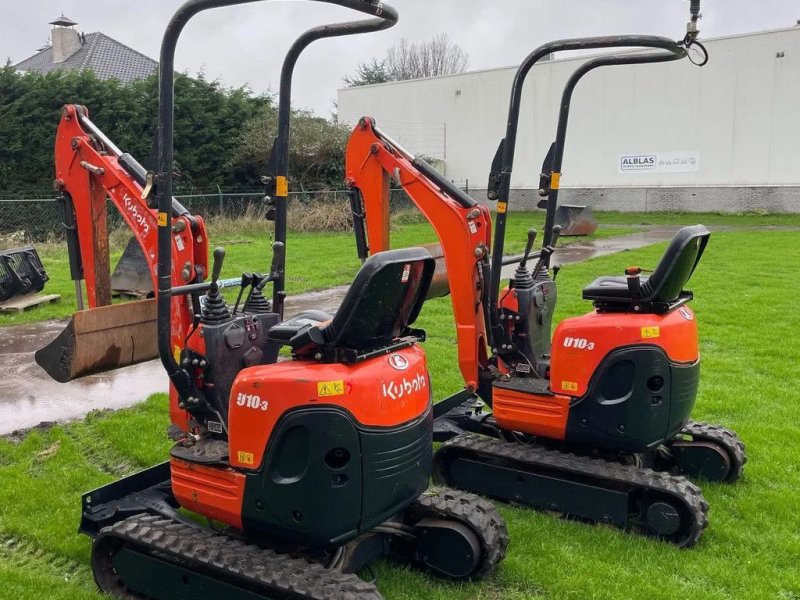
[550,306,699,398]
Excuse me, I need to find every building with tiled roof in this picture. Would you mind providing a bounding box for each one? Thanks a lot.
[14,15,157,84]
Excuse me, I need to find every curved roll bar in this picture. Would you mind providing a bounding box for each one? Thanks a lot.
[486,35,691,317]
[270,9,399,317]
[155,0,398,398]
[482,0,707,353]
[538,49,689,265]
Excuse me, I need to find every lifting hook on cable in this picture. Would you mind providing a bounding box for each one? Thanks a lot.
[683,0,709,66]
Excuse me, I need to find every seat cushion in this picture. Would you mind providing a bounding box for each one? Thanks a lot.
[268,310,332,343]
[583,275,651,301]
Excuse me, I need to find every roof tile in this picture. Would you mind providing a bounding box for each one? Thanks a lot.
[14,32,157,84]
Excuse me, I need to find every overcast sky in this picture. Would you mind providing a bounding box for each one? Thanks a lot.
[3,1,799,116]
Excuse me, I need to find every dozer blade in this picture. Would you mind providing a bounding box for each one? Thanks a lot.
[554,204,598,236]
[111,237,154,297]
[35,299,157,383]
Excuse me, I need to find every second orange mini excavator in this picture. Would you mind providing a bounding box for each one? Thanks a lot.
[343,0,745,549]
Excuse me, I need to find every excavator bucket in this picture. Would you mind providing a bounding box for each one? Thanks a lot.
[35,299,157,383]
[111,237,154,297]
[421,243,450,299]
[554,204,598,236]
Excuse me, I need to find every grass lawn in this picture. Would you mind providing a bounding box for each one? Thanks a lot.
[5,209,800,327]
[0,222,798,599]
[0,210,636,326]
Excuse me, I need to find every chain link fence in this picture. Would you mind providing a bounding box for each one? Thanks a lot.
[0,188,422,245]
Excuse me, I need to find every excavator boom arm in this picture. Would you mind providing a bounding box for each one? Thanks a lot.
[36,104,208,384]
[345,117,491,391]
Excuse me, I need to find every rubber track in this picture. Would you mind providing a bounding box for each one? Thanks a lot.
[409,488,508,580]
[434,433,709,548]
[96,514,383,600]
[679,420,747,483]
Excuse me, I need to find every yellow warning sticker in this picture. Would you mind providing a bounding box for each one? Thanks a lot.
[173,345,182,365]
[562,381,579,392]
[158,212,169,226]
[641,326,661,339]
[237,451,255,466]
[497,201,508,214]
[275,176,289,197]
[551,172,562,190]
[317,380,345,397]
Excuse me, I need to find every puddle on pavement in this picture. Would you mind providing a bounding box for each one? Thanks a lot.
[0,287,347,435]
[0,228,678,435]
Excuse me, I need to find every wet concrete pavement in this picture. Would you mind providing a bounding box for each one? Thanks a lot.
[500,227,678,280]
[0,228,678,435]
[0,288,347,435]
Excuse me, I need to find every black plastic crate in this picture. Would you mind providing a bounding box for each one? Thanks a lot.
[0,246,49,300]
[0,259,13,301]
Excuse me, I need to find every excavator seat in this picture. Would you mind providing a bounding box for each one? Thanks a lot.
[582,225,710,313]
[269,247,435,362]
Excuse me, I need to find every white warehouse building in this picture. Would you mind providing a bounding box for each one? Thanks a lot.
[338,27,800,213]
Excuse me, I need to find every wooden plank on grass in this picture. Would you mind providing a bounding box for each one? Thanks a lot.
[0,293,61,313]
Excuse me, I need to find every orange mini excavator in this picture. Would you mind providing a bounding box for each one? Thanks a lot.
[344,1,745,548]
[37,2,508,599]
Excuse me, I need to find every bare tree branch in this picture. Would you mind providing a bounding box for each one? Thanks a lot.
[344,33,469,86]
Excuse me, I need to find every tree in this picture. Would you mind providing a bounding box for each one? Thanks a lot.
[344,33,468,87]
[0,67,267,194]
[342,57,390,87]
[231,105,350,191]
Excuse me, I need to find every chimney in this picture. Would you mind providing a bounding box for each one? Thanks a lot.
[49,15,82,63]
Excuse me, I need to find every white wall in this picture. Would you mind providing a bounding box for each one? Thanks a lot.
[338,28,800,191]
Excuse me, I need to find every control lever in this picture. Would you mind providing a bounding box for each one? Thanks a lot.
[201,248,231,323]
[519,229,538,269]
[209,247,225,292]
[511,229,538,288]
[232,272,253,315]
[531,225,562,279]
[269,242,286,281]
[249,242,287,295]
[242,243,286,315]
[550,224,562,248]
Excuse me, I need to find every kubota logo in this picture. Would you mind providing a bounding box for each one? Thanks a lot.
[382,374,427,400]
[563,337,596,351]
[388,354,409,371]
[122,192,150,235]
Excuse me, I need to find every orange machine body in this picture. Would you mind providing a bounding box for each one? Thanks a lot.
[550,306,699,398]
[492,304,699,445]
[492,387,572,440]
[227,345,430,470]
[170,345,431,535]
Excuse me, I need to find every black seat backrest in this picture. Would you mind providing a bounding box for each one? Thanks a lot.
[641,225,710,303]
[323,247,435,351]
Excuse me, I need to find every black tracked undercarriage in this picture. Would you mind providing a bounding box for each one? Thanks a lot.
[82,468,508,600]
[433,399,746,548]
